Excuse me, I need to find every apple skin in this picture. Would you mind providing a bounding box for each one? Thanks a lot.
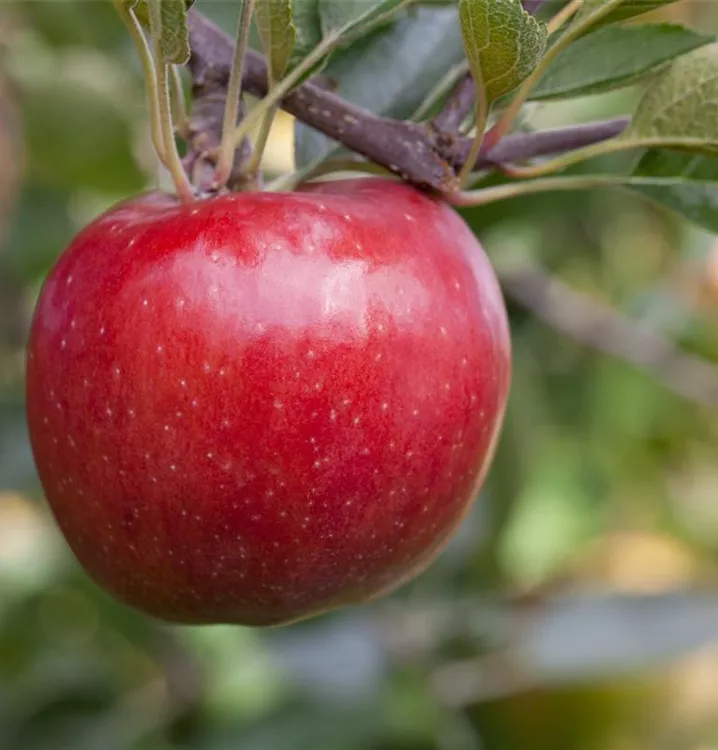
[25,178,511,626]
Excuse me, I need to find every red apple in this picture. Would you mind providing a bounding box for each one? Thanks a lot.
[25,178,511,626]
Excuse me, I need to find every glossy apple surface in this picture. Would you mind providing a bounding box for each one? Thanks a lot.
[26,178,511,626]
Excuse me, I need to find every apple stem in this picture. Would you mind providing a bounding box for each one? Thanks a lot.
[146,3,195,202]
[154,58,196,202]
[243,106,277,181]
[114,1,167,166]
[170,65,190,139]
[214,0,256,190]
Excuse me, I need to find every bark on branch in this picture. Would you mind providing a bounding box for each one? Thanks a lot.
[186,9,627,192]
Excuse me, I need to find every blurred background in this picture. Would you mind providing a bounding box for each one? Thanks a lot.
[2,2,718,749]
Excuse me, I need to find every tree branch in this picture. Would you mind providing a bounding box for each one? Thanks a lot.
[499,262,718,409]
[186,10,627,192]
[432,73,476,134]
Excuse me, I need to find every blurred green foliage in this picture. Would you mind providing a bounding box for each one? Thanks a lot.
[2,2,718,750]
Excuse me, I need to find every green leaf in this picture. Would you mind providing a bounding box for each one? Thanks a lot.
[288,0,404,72]
[628,43,718,154]
[288,0,323,69]
[573,0,678,30]
[458,0,547,104]
[294,6,464,167]
[530,24,713,101]
[255,0,296,83]
[131,0,196,21]
[628,148,718,233]
[158,0,191,64]
[318,0,405,39]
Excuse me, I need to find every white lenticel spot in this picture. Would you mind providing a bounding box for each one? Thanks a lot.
[170,464,177,471]
[353,416,360,425]
[164,425,171,432]
[405,213,415,222]
[105,408,113,417]
[219,368,226,376]
[343,214,352,221]
[142,299,149,307]
[206,452,214,459]
[203,362,211,373]
[440,326,447,337]
[66,275,74,285]
[180,379,187,387]
[314,460,321,468]
[60,339,67,349]
[274,399,284,410]
[157,345,164,354]
[381,402,389,411]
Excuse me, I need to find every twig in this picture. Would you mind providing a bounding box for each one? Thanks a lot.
[499,262,718,409]
[214,0,256,189]
[186,10,628,191]
[469,118,628,171]
[432,73,476,134]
